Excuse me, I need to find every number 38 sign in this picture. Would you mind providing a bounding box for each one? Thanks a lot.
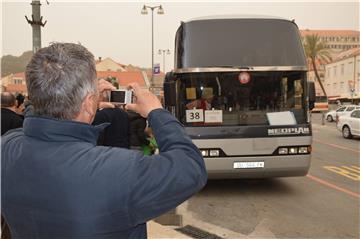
[186,109,204,122]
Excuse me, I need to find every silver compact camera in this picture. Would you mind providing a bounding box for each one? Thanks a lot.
[109,90,133,104]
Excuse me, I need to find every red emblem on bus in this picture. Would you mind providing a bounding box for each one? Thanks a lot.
[238,72,250,84]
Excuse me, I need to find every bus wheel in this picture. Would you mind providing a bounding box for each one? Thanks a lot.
[327,115,333,122]
[342,126,352,139]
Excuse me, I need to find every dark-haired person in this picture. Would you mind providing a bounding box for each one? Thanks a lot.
[1,43,207,239]
[1,92,24,135]
[92,107,130,148]
[1,92,24,239]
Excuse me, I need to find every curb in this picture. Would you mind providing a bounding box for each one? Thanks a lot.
[148,221,191,239]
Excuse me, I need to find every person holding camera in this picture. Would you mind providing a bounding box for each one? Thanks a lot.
[1,43,207,239]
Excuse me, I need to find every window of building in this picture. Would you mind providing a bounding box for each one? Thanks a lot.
[333,83,337,89]
[333,66,337,76]
[341,64,344,75]
[327,69,330,78]
[340,82,344,92]
[14,79,22,84]
[348,62,353,74]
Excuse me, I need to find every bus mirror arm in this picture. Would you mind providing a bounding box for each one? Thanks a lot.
[164,73,177,106]
[308,81,316,110]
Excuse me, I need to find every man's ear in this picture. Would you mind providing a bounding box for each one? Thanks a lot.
[74,93,97,123]
[83,93,97,117]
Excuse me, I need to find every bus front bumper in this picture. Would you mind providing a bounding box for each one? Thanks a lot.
[204,154,311,179]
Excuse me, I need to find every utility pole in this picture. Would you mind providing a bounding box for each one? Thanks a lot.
[158,49,170,73]
[141,5,164,87]
[25,0,48,53]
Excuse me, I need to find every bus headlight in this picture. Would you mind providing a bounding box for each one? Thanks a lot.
[209,150,220,157]
[278,147,288,155]
[298,147,308,154]
[201,150,208,157]
[289,147,298,154]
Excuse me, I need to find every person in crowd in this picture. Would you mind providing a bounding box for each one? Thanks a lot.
[15,93,25,109]
[1,43,207,239]
[128,110,149,150]
[92,107,130,148]
[141,127,158,156]
[1,92,24,135]
[1,92,24,239]
[23,96,34,117]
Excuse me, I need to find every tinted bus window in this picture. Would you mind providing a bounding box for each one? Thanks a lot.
[177,71,306,126]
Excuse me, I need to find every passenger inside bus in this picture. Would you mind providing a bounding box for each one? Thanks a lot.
[186,90,214,110]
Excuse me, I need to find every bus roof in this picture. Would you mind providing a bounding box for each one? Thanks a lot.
[174,16,307,72]
[185,14,291,23]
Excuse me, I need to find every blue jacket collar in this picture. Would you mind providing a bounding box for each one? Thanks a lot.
[23,116,109,145]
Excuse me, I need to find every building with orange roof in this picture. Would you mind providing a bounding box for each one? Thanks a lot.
[1,72,27,95]
[95,57,127,72]
[97,71,149,88]
[1,57,154,96]
[300,29,360,53]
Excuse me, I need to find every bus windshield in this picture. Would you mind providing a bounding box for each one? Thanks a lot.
[177,71,307,126]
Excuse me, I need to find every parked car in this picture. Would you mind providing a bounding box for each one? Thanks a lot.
[337,109,360,138]
[326,105,360,122]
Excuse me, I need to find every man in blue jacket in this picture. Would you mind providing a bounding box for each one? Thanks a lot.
[1,43,207,239]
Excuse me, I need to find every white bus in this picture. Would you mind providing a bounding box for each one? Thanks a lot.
[164,16,315,178]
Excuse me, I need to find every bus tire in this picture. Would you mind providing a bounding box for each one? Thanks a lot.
[342,126,352,139]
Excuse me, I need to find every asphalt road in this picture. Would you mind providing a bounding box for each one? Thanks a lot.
[179,113,360,239]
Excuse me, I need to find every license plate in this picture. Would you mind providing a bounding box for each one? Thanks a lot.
[233,162,264,169]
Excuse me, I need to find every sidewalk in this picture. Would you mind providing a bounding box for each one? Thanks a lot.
[148,221,191,239]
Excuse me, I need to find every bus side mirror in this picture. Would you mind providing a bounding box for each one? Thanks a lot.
[164,73,176,106]
[308,81,316,110]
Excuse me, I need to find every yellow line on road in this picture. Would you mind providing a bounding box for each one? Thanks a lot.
[307,174,360,199]
[313,139,360,154]
[342,166,360,174]
[324,166,360,181]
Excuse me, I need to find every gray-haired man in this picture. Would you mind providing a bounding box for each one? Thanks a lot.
[1,43,207,239]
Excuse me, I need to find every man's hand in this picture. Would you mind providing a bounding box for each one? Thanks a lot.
[97,79,116,109]
[125,83,163,118]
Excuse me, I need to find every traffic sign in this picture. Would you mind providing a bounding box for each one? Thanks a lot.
[153,63,160,75]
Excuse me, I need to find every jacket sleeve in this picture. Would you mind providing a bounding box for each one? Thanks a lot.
[128,109,207,225]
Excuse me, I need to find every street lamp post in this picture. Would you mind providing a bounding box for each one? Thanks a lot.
[158,49,170,73]
[141,5,164,87]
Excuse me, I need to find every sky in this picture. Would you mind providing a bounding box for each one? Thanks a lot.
[1,0,359,72]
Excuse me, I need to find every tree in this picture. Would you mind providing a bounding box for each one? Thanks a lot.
[1,51,33,77]
[303,34,332,96]
[105,76,119,89]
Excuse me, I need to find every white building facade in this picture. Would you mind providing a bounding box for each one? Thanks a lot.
[324,48,360,102]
